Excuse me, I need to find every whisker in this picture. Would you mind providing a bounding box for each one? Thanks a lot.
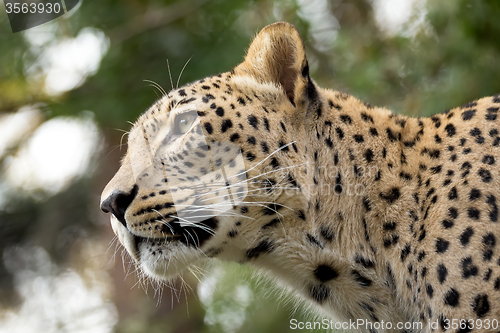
[176,56,192,89]
[166,59,174,92]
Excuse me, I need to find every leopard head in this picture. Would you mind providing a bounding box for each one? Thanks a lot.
[100,22,320,280]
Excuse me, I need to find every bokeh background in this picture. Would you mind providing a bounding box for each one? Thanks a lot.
[1,0,500,332]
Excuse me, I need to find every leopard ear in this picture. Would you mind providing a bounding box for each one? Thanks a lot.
[235,22,316,107]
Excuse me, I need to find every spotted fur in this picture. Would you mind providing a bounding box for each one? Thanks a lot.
[101,22,500,332]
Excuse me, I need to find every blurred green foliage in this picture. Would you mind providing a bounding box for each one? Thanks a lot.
[1,0,500,332]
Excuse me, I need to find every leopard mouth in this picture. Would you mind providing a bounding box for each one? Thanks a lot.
[111,214,218,261]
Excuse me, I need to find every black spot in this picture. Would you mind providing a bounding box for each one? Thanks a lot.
[260,142,269,153]
[220,119,233,132]
[430,165,442,174]
[353,134,364,143]
[334,173,342,194]
[278,140,289,152]
[442,219,454,229]
[484,268,492,281]
[469,189,481,201]
[400,243,410,262]
[478,168,492,183]
[383,235,399,248]
[486,109,498,121]
[361,112,374,123]
[247,115,258,129]
[437,264,448,283]
[383,221,396,231]
[270,157,279,169]
[307,234,324,248]
[461,256,478,278]
[316,105,322,117]
[482,233,496,261]
[460,227,474,246]
[355,255,375,269]
[445,123,456,136]
[462,109,476,120]
[423,148,441,159]
[470,127,481,137]
[370,127,378,136]
[380,188,401,203]
[245,152,256,161]
[245,239,274,259]
[228,230,238,237]
[215,107,224,117]
[262,203,282,215]
[400,171,412,181]
[418,227,426,242]
[482,155,495,165]
[314,265,339,282]
[435,238,450,253]
[352,270,372,287]
[310,284,330,303]
[340,115,352,124]
[237,97,246,105]
[262,218,280,229]
[426,284,434,298]
[247,136,256,145]
[494,278,500,290]
[487,194,498,222]
[386,128,398,142]
[335,127,344,140]
[298,210,306,221]
[448,187,458,200]
[472,294,490,317]
[444,288,460,307]
[467,207,480,220]
[263,117,270,131]
[204,122,213,134]
[319,225,334,241]
[325,137,333,148]
[230,133,240,142]
[417,251,426,261]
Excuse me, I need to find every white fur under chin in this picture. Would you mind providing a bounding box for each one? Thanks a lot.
[138,241,204,280]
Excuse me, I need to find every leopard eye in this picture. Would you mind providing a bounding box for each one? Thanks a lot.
[175,112,196,134]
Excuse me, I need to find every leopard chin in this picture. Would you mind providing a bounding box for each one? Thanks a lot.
[110,215,208,280]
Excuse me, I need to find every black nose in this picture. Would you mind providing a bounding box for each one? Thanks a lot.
[100,185,138,227]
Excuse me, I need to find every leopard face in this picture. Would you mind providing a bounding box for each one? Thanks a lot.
[101,23,314,280]
[102,22,500,330]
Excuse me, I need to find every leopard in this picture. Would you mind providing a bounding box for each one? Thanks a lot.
[101,22,500,332]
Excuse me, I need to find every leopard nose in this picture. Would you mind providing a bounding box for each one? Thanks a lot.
[100,185,138,227]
